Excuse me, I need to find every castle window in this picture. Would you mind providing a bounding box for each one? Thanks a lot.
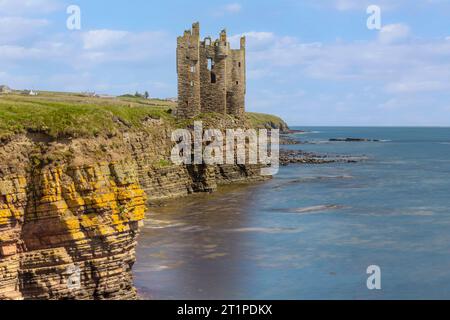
[236,81,239,85]
[190,81,194,87]
[190,64,196,73]
[205,38,211,46]
[238,62,241,68]
[211,72,216,84]
[207,58,214,71]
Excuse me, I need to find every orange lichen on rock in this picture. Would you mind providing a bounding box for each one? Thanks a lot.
[0,162,147,300]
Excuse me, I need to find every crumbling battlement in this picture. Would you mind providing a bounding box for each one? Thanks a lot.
[177,22,246,119]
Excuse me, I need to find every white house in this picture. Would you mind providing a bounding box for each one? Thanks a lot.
[0,85,12,94]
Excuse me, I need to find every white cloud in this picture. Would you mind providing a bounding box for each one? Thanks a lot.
[214,3,242,16]
[309,0,398,11]
[79,30,172,64]
[310,0,450,11]
[0,28,172,63]
[334,0,366,11]
[236,25,449,86]
[233,27,450,125]
[239,31,274,42]
[230,32,275,49]
[378,24,410,44]
[82,30,129,50]
[224,3,242,13]
[0,17,49,44]
[0,0,61,15]
[251,89,306,109]
[0,44,49,60]
[386,81,449,94]
[0,26,175,96]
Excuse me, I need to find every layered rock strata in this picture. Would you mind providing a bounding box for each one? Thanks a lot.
[0,163,146,299]
[0,119,268,300]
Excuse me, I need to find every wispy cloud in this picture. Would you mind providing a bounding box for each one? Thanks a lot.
[309,0,450,11]
[308,0,397,11]
[232,24,450,125]
[214,3,243,16]
[378,23,410,44]
[82,30,129,50]
[0,0,61,15]
[0,24,174,95]
[0,17,50,44]
[224,3,242,13]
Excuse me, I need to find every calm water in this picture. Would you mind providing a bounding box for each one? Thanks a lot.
[134,127,450,300]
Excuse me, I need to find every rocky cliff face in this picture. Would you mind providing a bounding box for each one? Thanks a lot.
[0,162,146,299]
[0,119,267,300]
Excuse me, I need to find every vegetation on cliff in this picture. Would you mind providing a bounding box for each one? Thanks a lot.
[246,112,290,132]
[0,92,289,140]
[0,93,174,140]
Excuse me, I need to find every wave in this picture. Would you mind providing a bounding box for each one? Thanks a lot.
[178,225,210,232]
[144,219,186,229]
[133,265,173,272]
[288,175,354,183]
[223,227,303,234]
[291,205,345,213]
[306,140,331,144]
[274,204,346,215]
[293,131,321,135]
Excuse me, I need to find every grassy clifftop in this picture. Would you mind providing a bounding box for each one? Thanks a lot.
[0,91,289,140]
[0,92,174,140]
[246,112,290,132]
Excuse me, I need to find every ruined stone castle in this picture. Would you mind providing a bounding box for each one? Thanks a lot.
[177,22,246,118]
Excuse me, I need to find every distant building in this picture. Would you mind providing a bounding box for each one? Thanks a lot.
[82,92,96,97]
[0,85,12,94]
[97,94,116,99]
[28,90,38,96]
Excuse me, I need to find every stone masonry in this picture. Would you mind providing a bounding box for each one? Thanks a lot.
[177,22,246,118]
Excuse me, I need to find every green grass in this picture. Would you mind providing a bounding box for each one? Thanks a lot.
[154,159,172,168]
[0,91,289,140]
[0,92,175,139]
[246,112,289,131]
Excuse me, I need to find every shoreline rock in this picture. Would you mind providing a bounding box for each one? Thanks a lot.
[279,135,303,145]
[280,149,368,165]
[329,138,381,142]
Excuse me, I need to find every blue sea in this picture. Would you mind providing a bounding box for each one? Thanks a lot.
[134,127,450,300]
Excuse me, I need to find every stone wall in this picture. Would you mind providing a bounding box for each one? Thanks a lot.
[176,23,201,118]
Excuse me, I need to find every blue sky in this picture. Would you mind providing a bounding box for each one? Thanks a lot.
[1,0,450,126]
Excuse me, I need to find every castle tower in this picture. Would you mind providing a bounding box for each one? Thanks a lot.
[177,22,246,118]
[177,22,201,118]
[226,36,246,117]
[199,29,228,114]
